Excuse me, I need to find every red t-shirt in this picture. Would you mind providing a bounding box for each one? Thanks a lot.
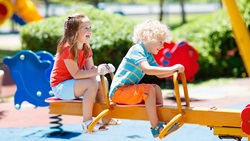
[50,45,93,87]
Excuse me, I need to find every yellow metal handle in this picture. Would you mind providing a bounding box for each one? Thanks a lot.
[159,114,184,139]
[88,109,110,133]
[180,72,190,107]
[109,72,114,80]
[101,64,115,108]
[89,71,115,133]
[101,75,110,109]
[158,72,189,139]
[222,0,250,76]
[173,71,190,113]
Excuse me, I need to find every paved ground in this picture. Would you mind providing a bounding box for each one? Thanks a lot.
[0,33,21,50]
[0,77,250,141]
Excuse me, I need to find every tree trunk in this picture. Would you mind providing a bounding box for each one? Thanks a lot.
[159,0,164,21]
[44,0,49,17]
[180,0,186,24]
[90,0,100,7]
[219,0,223,8]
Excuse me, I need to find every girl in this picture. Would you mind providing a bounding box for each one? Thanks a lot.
[50,13,121,133]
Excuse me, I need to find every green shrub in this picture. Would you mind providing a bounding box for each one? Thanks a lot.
[20,16,62,54]
[20,6,136,68]
[20,1,249,82]
[172,0,249,80]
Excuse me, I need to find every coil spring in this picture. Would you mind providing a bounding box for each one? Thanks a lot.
[218,135,242,141]
[49,114,63,134]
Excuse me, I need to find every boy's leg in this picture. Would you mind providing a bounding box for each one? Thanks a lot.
[154,85,163,105]
[145,84,159,128]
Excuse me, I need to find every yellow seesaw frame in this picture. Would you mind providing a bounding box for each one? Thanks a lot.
[47,0,250,140]
[47,72,249,140]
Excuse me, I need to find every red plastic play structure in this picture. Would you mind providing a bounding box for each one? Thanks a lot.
[241,104,250,135]
[154,40,199,82]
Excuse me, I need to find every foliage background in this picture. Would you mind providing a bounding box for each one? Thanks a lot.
[19,0,250,83]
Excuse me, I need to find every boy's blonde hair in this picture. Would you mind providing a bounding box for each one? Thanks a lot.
[132,19,172,44]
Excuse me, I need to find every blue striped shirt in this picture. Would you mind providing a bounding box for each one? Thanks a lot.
[109,43,158,98]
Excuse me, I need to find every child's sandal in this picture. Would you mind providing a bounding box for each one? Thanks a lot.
[151,122,164,138]
[98,118,122,125]
[82,119,108,133]
[151,122,180,138]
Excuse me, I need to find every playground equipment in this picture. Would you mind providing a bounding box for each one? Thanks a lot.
[45,0,250,140]
[3,49,249,139]
[222,0,250,76]
[241,104,250,136]
[2,50,64,135]
[3,50,54,109]
[0,70,4,102]
[46,71,249,140]
[0,0,43,25]
[153,40,199,82]
[2,0,250,140]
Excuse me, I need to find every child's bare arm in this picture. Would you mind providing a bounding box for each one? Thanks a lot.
[64,59,98,79]
[84,57,95,70]
[139,61,185,77]
[155,72,174,78]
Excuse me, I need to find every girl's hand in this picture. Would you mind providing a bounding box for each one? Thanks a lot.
[97,64,109,75]
[107,63,115,73]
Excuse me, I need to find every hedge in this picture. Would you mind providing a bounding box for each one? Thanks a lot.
[172,0,249,80]
[20,1,249,82]
[20,6,136,69]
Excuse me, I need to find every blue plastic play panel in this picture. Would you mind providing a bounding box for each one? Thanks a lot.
[3,50,55,109]
[36,50,55,81]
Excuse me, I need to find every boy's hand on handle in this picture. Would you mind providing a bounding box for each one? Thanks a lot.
[174,64,185,73]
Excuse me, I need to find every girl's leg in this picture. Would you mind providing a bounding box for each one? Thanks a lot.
[145,85,158,128]
[95,76,121,125]
[74,78,98,122]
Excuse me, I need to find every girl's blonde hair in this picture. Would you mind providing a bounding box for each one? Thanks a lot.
[56,13,90,60]
[132,19,172,44]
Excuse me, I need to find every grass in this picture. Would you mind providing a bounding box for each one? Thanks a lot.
[0,50,18,59]
[187,77,235,87]
[0,50,19,64]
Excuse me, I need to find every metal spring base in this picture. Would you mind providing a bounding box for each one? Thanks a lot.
[45,114,64,137]
[219,135,242,141]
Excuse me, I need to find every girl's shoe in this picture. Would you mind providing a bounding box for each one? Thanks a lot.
[82,119,108,133]
[98,118,122,125]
